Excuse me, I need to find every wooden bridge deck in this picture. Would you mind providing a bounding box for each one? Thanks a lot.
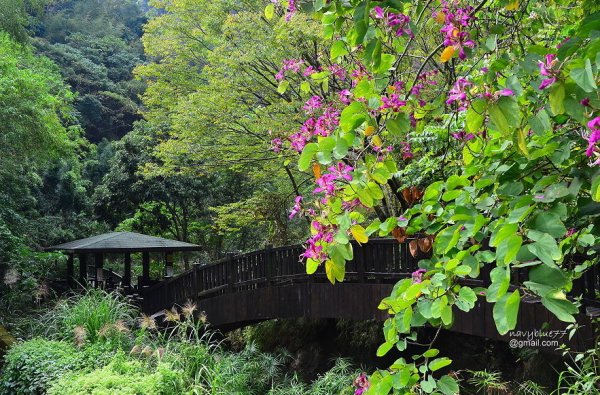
[142,239,599,350]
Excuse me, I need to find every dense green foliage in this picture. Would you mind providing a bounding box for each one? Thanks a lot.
[0,290,360,395]
[0,338,87,394]
[33,0,146,141]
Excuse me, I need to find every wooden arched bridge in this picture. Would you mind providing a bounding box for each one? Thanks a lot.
[142,239,599,350]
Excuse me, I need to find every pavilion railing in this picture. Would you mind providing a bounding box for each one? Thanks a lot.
[141,239,599,315]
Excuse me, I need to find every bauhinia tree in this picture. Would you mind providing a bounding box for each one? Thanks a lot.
[271,0,600,393]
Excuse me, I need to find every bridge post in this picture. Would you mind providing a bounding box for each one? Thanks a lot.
[357,243,366,282]
[265,244,273,285]
[227,254,235,293]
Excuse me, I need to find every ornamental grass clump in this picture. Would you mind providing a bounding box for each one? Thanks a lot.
[43,288,136,345]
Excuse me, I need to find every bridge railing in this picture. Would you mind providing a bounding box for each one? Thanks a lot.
[142,239,599,315]
[142,239,420,313]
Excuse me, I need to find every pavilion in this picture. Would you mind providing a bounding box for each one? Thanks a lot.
[46,232,202,291]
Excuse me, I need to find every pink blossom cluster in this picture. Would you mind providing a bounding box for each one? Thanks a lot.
[538,54,559,90]
[440,6,475,60]
[585,117,600,165]
[329,64,346,80]
[301,221,335,263]
[372,6,414,38]
[380,93,407,112]
[353,373,370,395]
[314,162,354,196]
[289,105,340,152]
[350,64,370,86]
[446,77,472,111]
[481,88,514,101]
[411,70,439,98]
[276,59,304,81]
[270,137,283,153]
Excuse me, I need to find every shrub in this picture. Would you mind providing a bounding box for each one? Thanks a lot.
[48,352,184,395]
[0,339,84,395]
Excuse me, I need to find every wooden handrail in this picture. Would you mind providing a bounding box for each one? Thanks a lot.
[141,239,600,315]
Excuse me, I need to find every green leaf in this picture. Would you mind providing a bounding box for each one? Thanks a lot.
[527,231,561,266]
[488,96,520,134]
[529,264,568,290]
[435,225,460,254]
[441,305,453,325]
[264,4,275,19]
[374,54,395,73]
[490,223,518,247]
[496,235,522,265]
[533,212,567,238]
[570,58,597,92]
[277,80,289,94]
[306,258,319,274]
[330,40,349,59]
[549,83,565,115]
[429,357,452,372]
[541,295,578,322]
[300,81,310,93]
[493,290,520,335]
[437,375,460,395]
[466,99,487,133]
[487,266,510,303]
[298,143,318,171]
[339,102,367,133]
[456,286,478,312]
[591,176,600,202]
[386,113,410,136]
[423,348,439,358]
[376,341,395,357]
[325,259,345,284]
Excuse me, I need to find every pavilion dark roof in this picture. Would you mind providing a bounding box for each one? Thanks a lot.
[46,232,201,253]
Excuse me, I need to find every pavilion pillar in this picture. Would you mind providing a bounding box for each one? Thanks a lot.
[142,252,150,286]
[94,253,104,287]
[123,253,132,289]
[164,251,174,278]
[78,254,87,287]
[66,253,74,287]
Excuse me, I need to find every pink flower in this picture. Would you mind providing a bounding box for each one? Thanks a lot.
[314,107,340,137]
[538,54,559,90]
[372,6,385,19]
[303,66,317,77]
[412,268,426,283]
[289,196,303,219]
[289,132,308,152]
[446,77,471,111]
[285,0,297,21]
[276,59,304,81]
[329,64,346,80]
[581,98,590,107]
[585,117,600,164]
[303,96,323,114]
[388,12,414,38]
[328,162,354,181]
[565,228,577,237]
[271,138,283,153]
[400,141,413,160]
[380,94,407,112]
[440,7,476,60]
[339,89,352,105]
[354,373,370,395]
[452,131,475,141]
